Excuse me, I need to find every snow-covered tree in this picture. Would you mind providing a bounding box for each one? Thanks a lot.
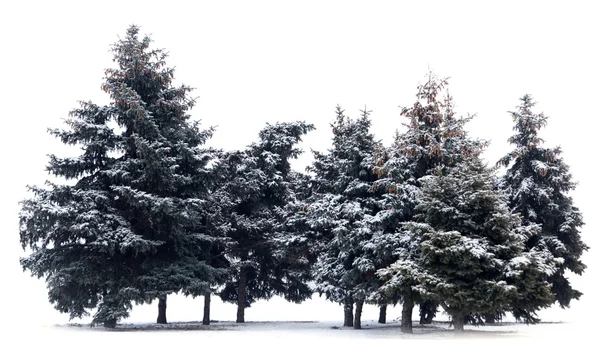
[382,158,556,332]
[216,121,315,323]
[303,106,389,329]
[19,26,221,327]
[497,95,588,309]
[374,72,487,332]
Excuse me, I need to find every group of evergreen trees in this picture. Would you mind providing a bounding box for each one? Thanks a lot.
[19,26,587,332]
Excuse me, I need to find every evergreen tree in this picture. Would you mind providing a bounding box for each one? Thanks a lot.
[385,158,556,332]
[497,95,588,309]
[305,106,388,329]
[216,121,315,323]
[19,26,220,327]
[374,72,486,333]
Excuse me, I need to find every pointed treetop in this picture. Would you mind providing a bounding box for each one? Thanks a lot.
[497,94,556,170]
[416,71,449,105]
[509,94,548,148]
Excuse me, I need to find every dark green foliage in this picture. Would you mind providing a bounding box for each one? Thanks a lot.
[392,158,555,330]
[216,122,315,320]
[375,72,486,330]
[498,94,588,309]
[19,25,220,326]
[303,106,390,326]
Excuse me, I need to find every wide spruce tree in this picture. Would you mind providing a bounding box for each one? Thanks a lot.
[497,95,588,308]
[374,72,486,333]
[19,26,220,327]
[305,106,389,329]
[216,121,315,323]
[389,157,557,332]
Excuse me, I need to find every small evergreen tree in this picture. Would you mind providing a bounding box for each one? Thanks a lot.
[216,121,315,323]
[389,158,556,332]
[305,106,388,329]
[19,26,220,327]
[497,95,588,309]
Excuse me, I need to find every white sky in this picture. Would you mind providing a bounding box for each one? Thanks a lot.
[0,0,598,327]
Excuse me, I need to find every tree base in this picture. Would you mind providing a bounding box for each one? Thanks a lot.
[378,305,387,324]
[203,293,211,325]
[343,299,354,327]
[157,296,167,324]
[103,319,117,328]
[354,300,363,329]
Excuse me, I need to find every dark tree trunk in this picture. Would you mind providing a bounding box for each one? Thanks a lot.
[203,292,211,325]
[401,290,414,334]
[103,319,117,328]
[236,267,248,323]
[425,313,434,324]
[484,313,495,324]
[354,300,364,329]
[419,301,436,324]
[343,298,354,327]
[157,296,167,324]
[453,314,465,332]
[157,295,167,324]
[378,305,387,324]
[101,289,116,328]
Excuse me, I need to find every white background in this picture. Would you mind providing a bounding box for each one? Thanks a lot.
[0,0,598,329]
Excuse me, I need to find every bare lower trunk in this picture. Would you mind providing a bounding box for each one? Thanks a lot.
[424,311,435,324]
[157,296,167,324]
[236,267,248,323]
[453,314,465,332]
[203,292,211,325]
[419,301,436,324]
[484,313,495,324]
[354,300,364,329]
[103,319,117,328]
[378,305,387,324]
[343,298,354,327]
[401,291,414,334]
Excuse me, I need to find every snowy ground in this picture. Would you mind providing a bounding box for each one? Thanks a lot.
[4,262,596,360]
[7,319,593,360]
[3,270,597,359]
[5,291,596,360]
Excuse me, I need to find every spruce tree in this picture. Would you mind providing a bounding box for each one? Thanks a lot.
[19,26,220,327]
[216,121,315,323]
[392,158,556,332]
[305,106,388,329]
[374,72,485,333]
[497,95,588,309]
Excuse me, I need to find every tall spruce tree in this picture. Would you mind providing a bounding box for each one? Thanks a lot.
[389,158,556,332]
[497,95,588,308]
[216,121,315,323]
[374,72,486,333]
[305,106,388,329]
[19,26,220,327]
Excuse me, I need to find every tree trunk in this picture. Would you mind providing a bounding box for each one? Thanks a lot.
[453,314,465,332]
[484,313,495,324]
[425,312,434,324]
[203,292,211,325]
[236,266,248,323]
[343,298,354,327]
[354,300,364,329]
[419,301,436,324]
[401,290,414,334]
[378,305,387,324]
[103,319,117,328]
[157,295,167,324]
